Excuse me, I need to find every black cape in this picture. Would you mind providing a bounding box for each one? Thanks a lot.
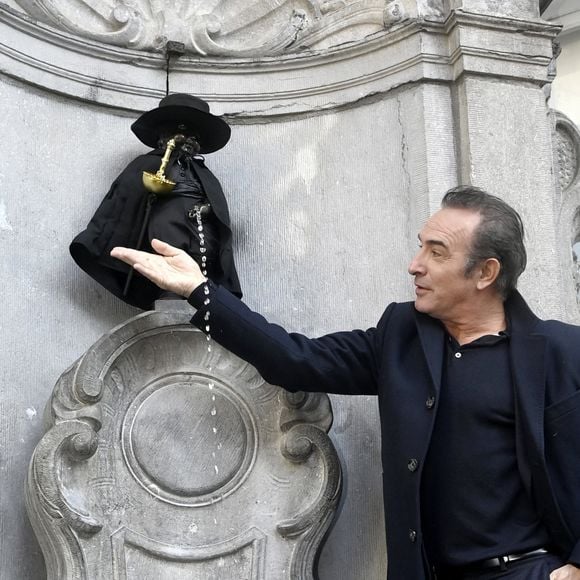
[70,150,242,310]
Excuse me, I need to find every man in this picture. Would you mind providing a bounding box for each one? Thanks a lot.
[71,93,242,310]
[111,186,580,579]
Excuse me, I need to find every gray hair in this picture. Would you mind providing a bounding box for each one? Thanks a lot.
[441,186,527,299]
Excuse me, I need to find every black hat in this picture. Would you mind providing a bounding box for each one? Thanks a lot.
[131,93,231,153]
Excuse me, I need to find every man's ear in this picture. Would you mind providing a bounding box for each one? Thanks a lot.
[476,258,501,290]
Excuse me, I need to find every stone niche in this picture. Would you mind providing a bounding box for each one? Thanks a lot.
[25,303,341,580]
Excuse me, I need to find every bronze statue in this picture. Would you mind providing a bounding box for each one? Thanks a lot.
[70,93,242,309]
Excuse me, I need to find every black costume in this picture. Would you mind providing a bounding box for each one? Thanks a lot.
[70,149,241,310]
[71,92,241,310]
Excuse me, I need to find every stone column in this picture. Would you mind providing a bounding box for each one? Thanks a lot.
[445,8,563,317]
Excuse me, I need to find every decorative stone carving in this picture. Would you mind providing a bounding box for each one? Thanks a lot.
[448,0,539,19]
[555,114,580,192]
[11,0,389,56]
[383,0,447,26]
[557,129,578,191]
[551,111,580,319]
[0,4,560,117]
[417,0,447,20]
[383,1,407,27]
[25,304,341,579]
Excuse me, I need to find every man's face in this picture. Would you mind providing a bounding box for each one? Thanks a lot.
[408,208,482,321]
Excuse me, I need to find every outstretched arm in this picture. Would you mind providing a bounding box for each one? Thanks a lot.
[110,239,206,297]
[111,238,384,396]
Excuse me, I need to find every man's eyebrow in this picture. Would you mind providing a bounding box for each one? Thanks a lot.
[417,234,448,248]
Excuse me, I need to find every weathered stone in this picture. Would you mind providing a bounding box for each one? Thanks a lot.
[1,1,577,579]
[0,3,559,117]
[551,111,580,323]
[449,0,540,19]
[7,0,390,56]
[25,305,341,579]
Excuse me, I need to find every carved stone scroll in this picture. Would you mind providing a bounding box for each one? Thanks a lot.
[11,0,390,56]
[25,304,342,579]
[555,113,580,193]
[0,3,560,116]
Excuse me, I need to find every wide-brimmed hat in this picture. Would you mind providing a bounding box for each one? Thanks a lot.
[131,93,231,153]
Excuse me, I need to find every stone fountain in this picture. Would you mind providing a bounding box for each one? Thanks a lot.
[25,302,341,579]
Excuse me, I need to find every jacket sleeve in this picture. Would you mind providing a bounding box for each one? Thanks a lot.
[189,281,393,395]
[545,387,580,565]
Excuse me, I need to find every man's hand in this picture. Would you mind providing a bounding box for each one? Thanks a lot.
[551,564,580,579]
[110,239,206,297]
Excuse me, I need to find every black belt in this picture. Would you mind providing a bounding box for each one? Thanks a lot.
[435,548,549,578]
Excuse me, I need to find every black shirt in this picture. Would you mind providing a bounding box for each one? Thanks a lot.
[421,332,550,567]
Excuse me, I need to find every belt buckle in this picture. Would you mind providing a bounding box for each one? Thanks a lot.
[490,548,548,571]
[481,556,508,571]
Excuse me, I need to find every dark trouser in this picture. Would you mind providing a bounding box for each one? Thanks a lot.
[437,553,564,579]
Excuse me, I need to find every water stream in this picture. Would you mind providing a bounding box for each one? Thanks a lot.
[193,207,220,487]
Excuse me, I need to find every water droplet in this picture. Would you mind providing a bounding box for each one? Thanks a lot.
[212,427,218,434]
[214,465,219,475]
[208,382,214,389]
[212,394,216,401]
[217,443,222,450]
[211,407,217,416]
[196,217,215,417]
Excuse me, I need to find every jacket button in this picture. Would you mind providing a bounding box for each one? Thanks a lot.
[409,529,417,542]
[425,396,435,409]
[407,458,419,472]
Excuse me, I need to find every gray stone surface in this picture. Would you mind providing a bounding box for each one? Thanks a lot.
[1,1,578,579]
[6,0,390,56]
[552,111,580,324]
[450,0,540,18]
[25,303,341,579]
[0,3,559,116]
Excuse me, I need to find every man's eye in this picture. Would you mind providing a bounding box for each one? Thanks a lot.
[431,250,441,257]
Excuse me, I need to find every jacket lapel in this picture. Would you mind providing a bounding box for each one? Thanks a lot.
[507,292,574,548]
[506,291,545,486]
[509,333,546,487]
[414,311,445,394]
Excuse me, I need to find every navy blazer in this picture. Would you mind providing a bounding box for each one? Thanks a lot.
[190,284,580,579]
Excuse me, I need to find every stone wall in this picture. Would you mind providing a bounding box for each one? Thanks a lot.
[0,1,575,578]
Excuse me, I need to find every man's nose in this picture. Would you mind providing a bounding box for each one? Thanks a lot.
[408,251,424,276]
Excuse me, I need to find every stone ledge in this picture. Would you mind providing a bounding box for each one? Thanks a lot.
[0,4,561,118]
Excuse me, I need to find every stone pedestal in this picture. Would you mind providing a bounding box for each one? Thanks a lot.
[0,1,577,579]
[25,303,341,579]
